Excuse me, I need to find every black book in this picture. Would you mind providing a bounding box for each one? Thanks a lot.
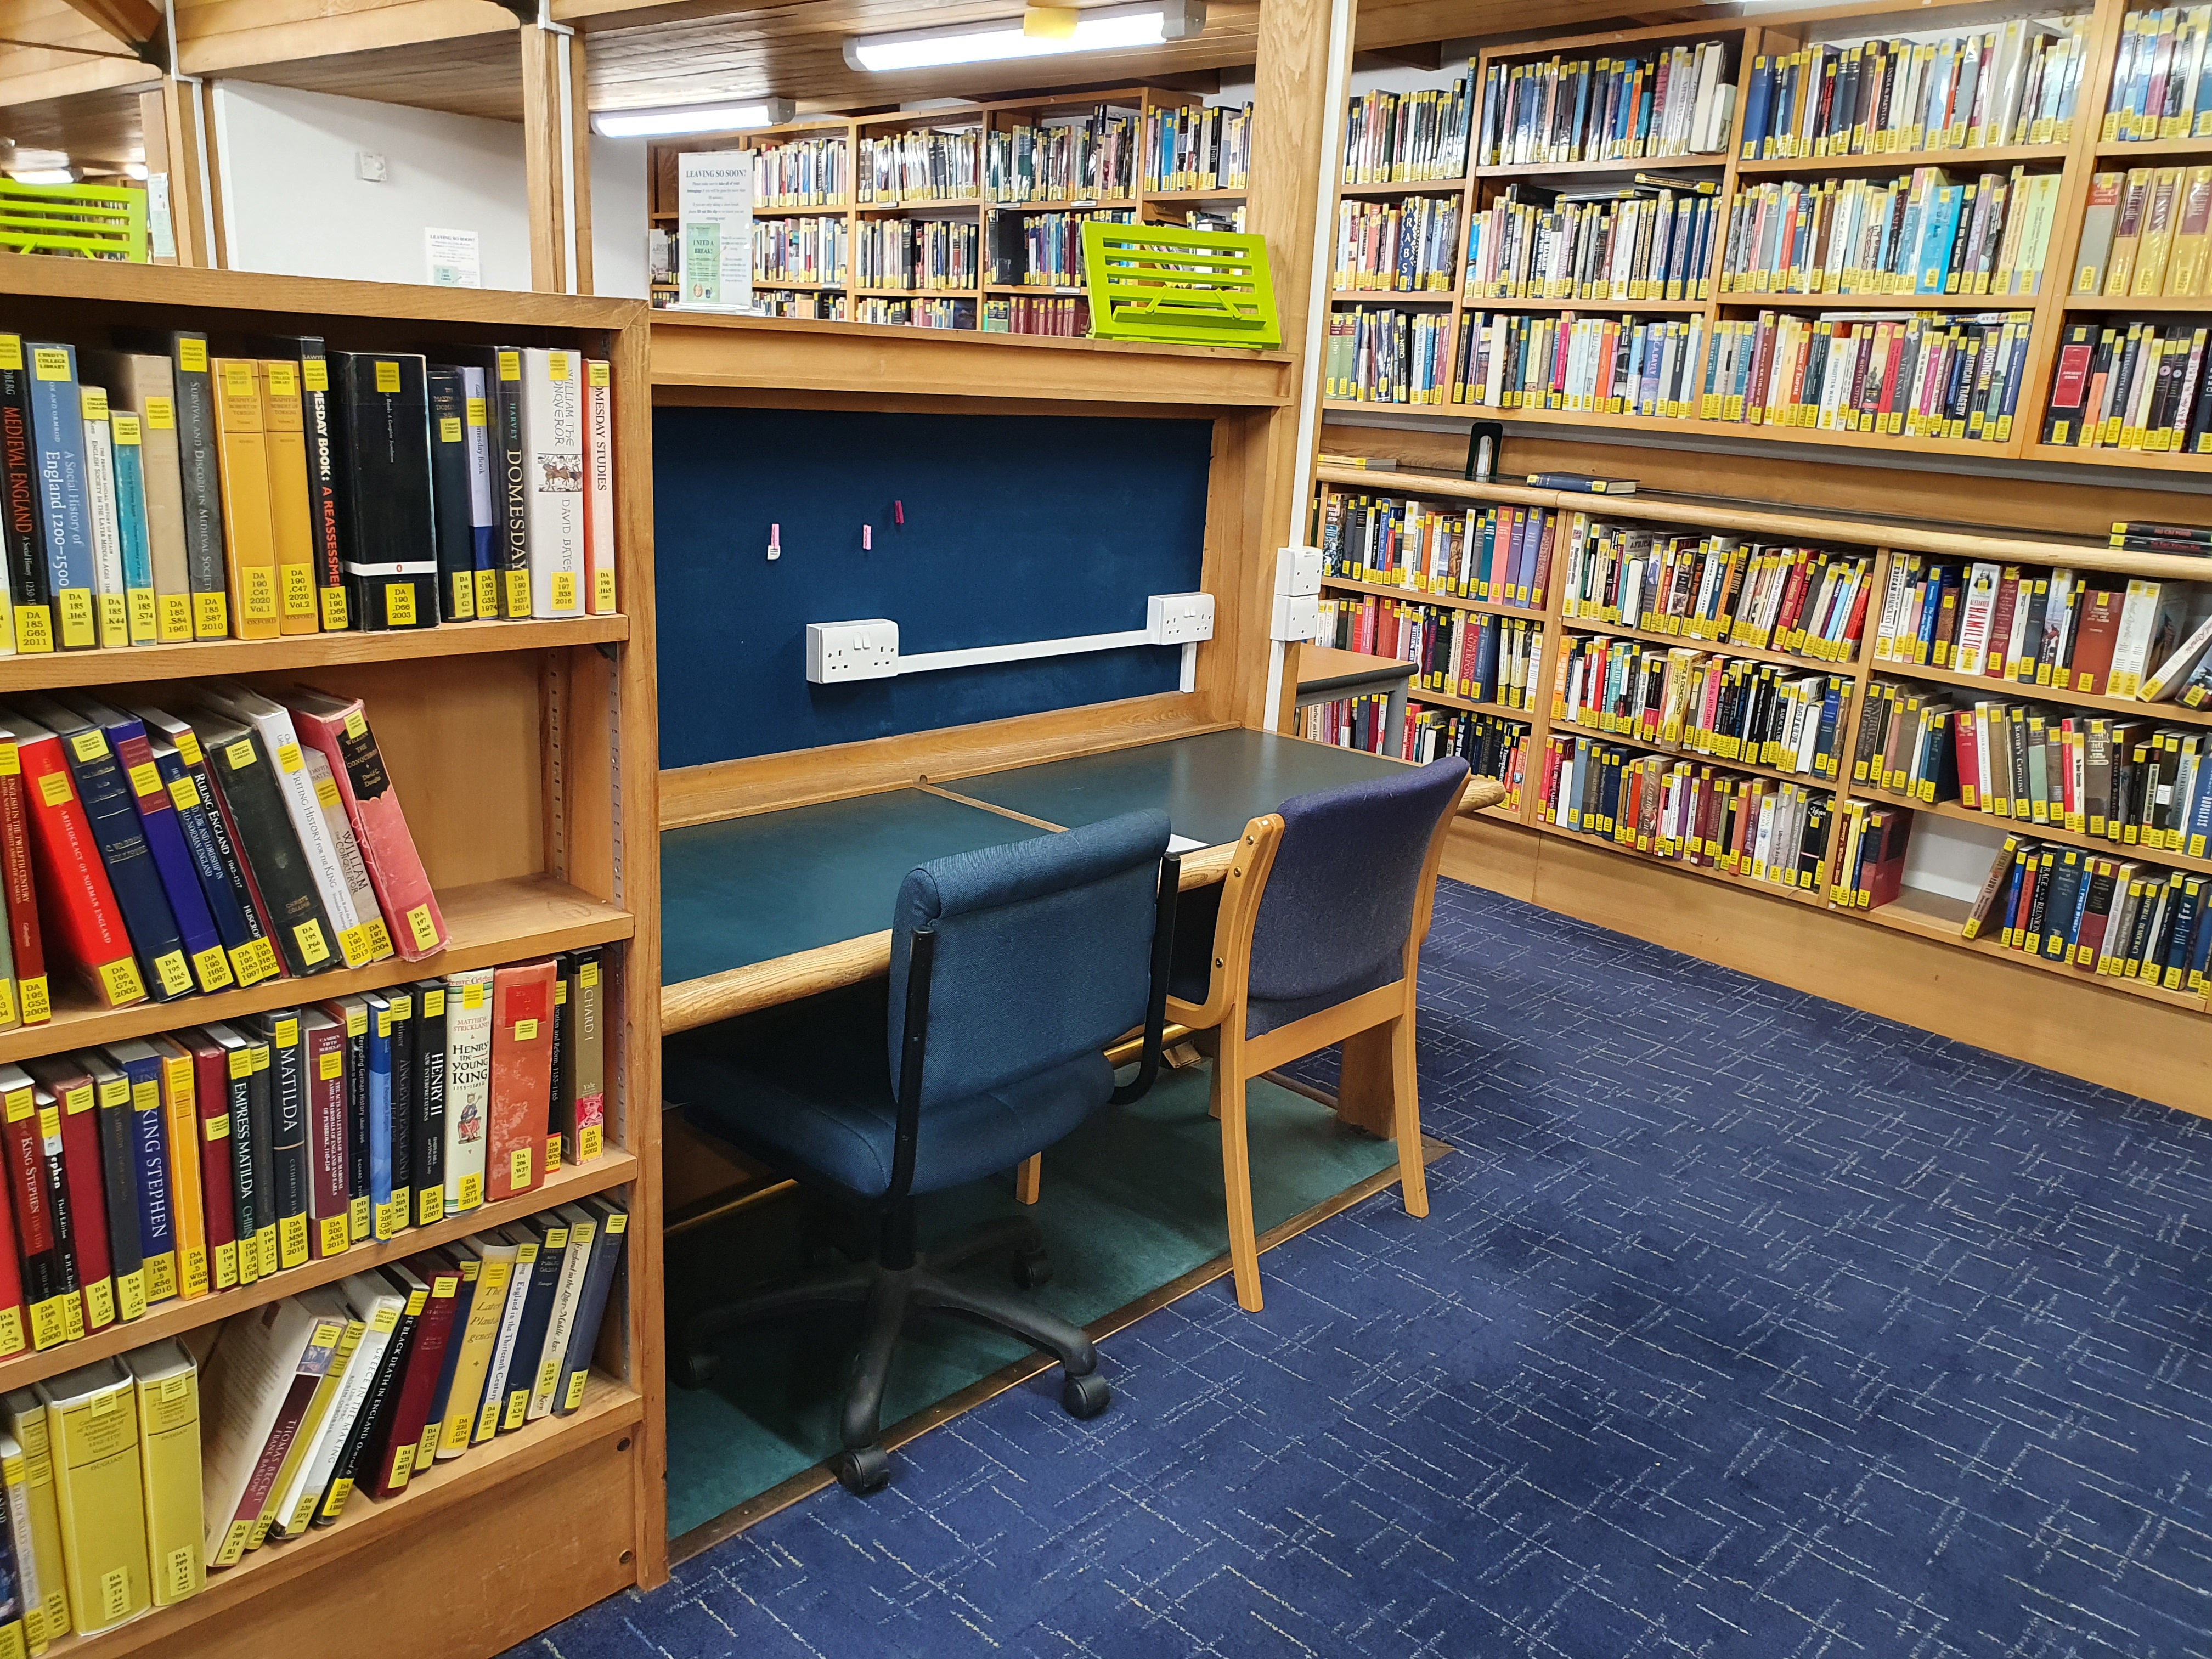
[30,1085,80,1331]
[115,329,226,636]
[2191,362,2212,452]
[425,369,478,624]
[555,1198,630,1416]
[329,351,436,631]
[133,706,279,989]
[192,710,337,978]
[387,986,416,1227]
[12,697,190,1001]
[412,978,447,1224]
[2023,849,2055,943]
[499,1214,569,1435]
[2040,850,2085,960]
[259,335,352,633]
[316,1262,427,1526]
[198,1025,261,1282]
[547,957,570,1169]
[253,1009,311,1272]
[241,1025,277,1279]
[0,343,53,653]
[2162,883,2203,988]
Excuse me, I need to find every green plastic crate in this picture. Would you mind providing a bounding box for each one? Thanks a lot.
[0,180,148,262]
[1080,222,1280,348]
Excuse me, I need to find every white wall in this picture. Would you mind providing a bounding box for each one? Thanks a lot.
[212,81,648,298]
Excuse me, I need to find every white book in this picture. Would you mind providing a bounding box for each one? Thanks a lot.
[279,1273,404,1536]
[518,347,585,619]
[527,1204,600,1422]
[2109,579,2170,697]
[80,394,129,651]
[473,1226,543,1447]
[267,1287,364,1540]
[2141,608,2212,701]
[443,967,494,1211]
[193,1297,325,1567]
[1690,43,1724,153]
[301,747,391,962]
[197,682,372,967]
[1953,562,2001,674]
[1873,555,1916,661]
[0,1431,42,1649]
[584,360,617,614]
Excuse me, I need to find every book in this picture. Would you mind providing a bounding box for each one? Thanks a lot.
[387,989,417,1240]
[365,1252,462,1498]
[554,1198,627,1416]
[426,368,478,623]
[526,1202,598,1420]
[497,1212,567,1433]
[104,407,161,646]
[290,1272,403,1533]
[411,979,447,1227]
[443,968,493,1212]
[437,1235,517,1458]
[190,709,337,979]
[284,688,443,959]
[252,1289,358,1550]
[0,1431,42,1652]
[127,713,264,991]
[0,1068,67,1353]
[1526,471,1638,494]
[319,996,371,1244]
[76,387,132,650]
[584,359,618,614]
[364,991,397,1240]
[106,1040,181,1305]
[300,1009,351,1260]
[21,343,94,650]
[146,1035,210,1301]
[472,1224,540,1444]
[112,331,226,637]
[331,352,436,631]
[251,1012,311,1272]
[26,1057,112,1333]
[36,1357,150,1632]
[123,1339,204,1607]
[255,360,320,637]
[171,1030,239,1292]
[208,358,281,640]
[84,1054,143,1323]
[197,1298,337,1568]
[258,336,349,633]
[0,1393,65,1645]
[556,947,606,1165]
[486,959,556,1204]
[519,348,586,619]
[0,335,58,654]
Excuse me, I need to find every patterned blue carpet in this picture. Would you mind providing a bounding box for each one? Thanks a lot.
[522,879,2212,1658]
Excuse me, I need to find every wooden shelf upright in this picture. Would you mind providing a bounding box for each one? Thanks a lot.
[0,256,664,1659]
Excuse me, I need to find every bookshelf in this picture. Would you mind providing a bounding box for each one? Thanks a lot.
[0,256,663,1659]
[1318,0,2212,475]
[646,86,1252,329]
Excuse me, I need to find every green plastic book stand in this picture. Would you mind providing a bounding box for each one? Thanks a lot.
[1080,222,1281,348]
[0,181,147,261]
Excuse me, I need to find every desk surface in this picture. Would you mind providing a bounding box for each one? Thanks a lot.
[1296,645,1418,695]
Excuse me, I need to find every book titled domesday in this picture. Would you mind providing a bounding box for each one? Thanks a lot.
[286,687,443,960]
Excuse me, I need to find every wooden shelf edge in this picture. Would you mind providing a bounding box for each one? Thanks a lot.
[1889,795,2212,881]
[0,1152,639,1394]
[0,617,629,692]
[59,1375,645,1659]
[1859,891,2208,1012]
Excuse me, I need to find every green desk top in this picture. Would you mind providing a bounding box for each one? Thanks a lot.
[947,729,1404,848]
[660,789,1048,986]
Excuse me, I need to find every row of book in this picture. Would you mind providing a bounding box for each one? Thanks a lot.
[1719,167,2063,298]
[2,334,616,648]
[855,297,974,331]
[1454,312,1707,419]
[0,946,606,1375]
[2103,8,2212,144]
[1317,492,1559,609]
[980,296,1091,335]
[756,292,846,321]
[1319,594,1542,712]
[1561,532,1872,665]
[989,210,1128,289]
[1342,82,1476,185]
[2075,167,2212,297]
[1870,561,2192,700]
[1464,184,1718,304]
[752,216,847,286]
[1963,838,2212,991]
[1552,635,1849,781]
[2041,320,2212,454]
[854,219,979,291]
[14,1194,625,1642]
[1332,197,1460,293]
[1739,22,2088,161]
[1143,103,1250,194]
[856,129,980,203]
[1299,691,1528,786]
[749,134,848,209]
[984,110,1137,204]
[1477,42,1736,169]
[0,684,449,1026]
[1699,310,2033,442]
[1537,736,1858,900]
[1322,307,1449,405]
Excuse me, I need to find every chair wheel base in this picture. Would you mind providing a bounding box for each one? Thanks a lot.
[1060,1370,1110,1419]
[678,1351,719,1389]
[1012,1250,1052,1290]
[833,1443,891,1495]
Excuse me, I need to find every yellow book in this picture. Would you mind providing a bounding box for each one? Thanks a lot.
[256,360,319,636]
[149,1038,208,1300]
[123,1341,203,1607]
[208,358,279,640]
[34,1359,149,1636]
[0,1395,64,1647]
[2106,171,2153,297]
[2134,168,2184,296]
[2165,166,2212,297]
[438,1240,516,1458]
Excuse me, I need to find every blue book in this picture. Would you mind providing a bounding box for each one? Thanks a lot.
[104,416,157,644]
[2186,755,2212,860]
[364,990,396,1240]
[1917,185,1964,292]
[1815,686,1843,775]
[499,1214,570,1432]
[420,1247,481,1456]
[555,1199,630,1416]
[130,722,257,983]
[64,696,231,995]
[2161,881,2203,990]
[13,694,190,1001]
[104,1040,178,1303]
[1741,59,1773,157]
[2188,894,2212,995]
[22,343,93,650]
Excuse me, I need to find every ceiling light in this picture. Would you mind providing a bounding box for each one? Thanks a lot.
[590,99,796,138]
[125,162,147,180]
[8,168,77,185]
[844,0,1205,73]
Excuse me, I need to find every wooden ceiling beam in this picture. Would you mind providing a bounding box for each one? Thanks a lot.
[52,0,163,61]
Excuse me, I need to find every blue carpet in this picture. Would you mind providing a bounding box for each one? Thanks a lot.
[519,879,2212,1658]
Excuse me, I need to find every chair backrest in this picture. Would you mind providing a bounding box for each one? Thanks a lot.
[1245,757,1469,1011]
[888,808,1171,1109]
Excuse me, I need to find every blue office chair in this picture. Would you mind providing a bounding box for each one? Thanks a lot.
[1166,756,1471,1313]
[664,808,1180,1494]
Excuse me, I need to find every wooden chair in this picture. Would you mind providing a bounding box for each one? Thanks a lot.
[1168,761,1493,1311]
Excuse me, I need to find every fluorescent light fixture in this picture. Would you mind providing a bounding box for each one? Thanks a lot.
[125,162,148,180]
[844,0,1205,72]
[8,168,77,185]
[590,98,795,138]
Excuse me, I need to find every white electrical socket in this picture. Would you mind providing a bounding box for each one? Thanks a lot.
[806,619,900,683]
[1271,594,1322,642]
[1146,592,1215,646]
[1274,546,1323,599]
[357,151,387,183]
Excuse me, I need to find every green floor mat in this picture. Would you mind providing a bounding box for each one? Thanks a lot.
[663,1063,1402,1539]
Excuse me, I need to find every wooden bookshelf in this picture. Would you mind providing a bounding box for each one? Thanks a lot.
[0,259,664,1659]
[1316,0,2212,477]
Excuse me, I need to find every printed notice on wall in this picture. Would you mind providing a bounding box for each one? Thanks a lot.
[146,174,177,260]
[425,227,483,288]
[676,151,754,312]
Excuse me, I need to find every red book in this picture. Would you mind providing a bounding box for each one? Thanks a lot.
[10,716,144,1008]
[301,1009,349,1260]
[285,691,445,961]
[24,1056,111,1333]
[0,1066,64,1350]
[368,1254,462,1499]
[486,960,556,1203]
[2068,590,2125,695]
[0,731,46,1026]
[1986,570,2021,678]
[178,1029,240,1292]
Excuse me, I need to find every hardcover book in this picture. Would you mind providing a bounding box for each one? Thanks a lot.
[8,710,142,1006]
[36,1357,150,1630]
[123,1339,204,1606]
[21,343,93,649]
[190,710,336,979]
[486,958,556,1204]
[80,349,194,642]
[285,687,443,960]
[0,335,57,653]
[208,357,280,640]
[330,352,436,631]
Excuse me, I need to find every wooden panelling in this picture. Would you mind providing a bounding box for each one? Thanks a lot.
[0,0,159,110]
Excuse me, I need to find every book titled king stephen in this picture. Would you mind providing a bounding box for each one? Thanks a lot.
[5,708,144,1008]
[285,688,443,959]
[330,352,436,633]
[486,960,556,1204]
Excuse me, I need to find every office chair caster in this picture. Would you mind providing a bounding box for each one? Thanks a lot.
[1012,1249,1053,1290]
[1060,1371,1110,1419]
[833,1443,891,1495]
[677,1349,720,1389]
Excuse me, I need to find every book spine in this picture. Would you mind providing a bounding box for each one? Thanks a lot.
[16,735,142,1008]
[94,1076,145,1317]
[115,732,230,995]
[154,1043,208,1301]
[306,1023,350,1259]
[556,1206,627,1415]
[294,340,353,631]
[585,363,617,614]
[23,346,93,649]
[291,704,444,958]
[0,341,55,653]
[52,721,190,1002]
[444,969,492,1211]
[413,985,447,1227]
